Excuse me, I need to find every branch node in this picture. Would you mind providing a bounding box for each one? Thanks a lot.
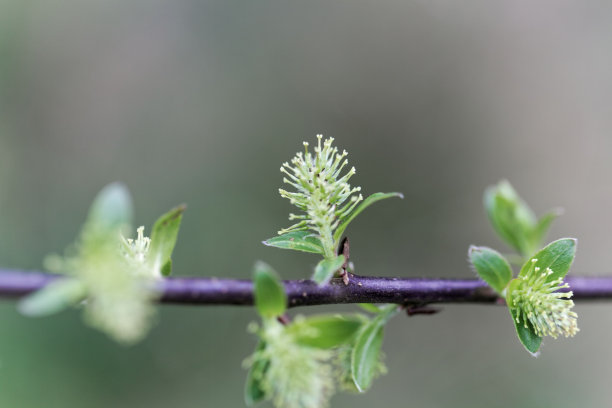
[404,304,442,317]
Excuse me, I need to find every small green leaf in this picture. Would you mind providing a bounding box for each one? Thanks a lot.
[149,205,186,276]
[18,279,86,317]
[485,181,562,258]
[352,325,384,392]
[506,279,542,354]
[351,305,398,392]
[484,181,537,256]
[253,261,287,318]
[519,238,577,282]
[333,192,403,242]
[530,209,562,249]
[510,308,542,354]
[88,182,133,229]
[287,314,366,349]
[468,246,513,294]
[313,255,345,285]
[263,231,324,254]
[245,340,269,406]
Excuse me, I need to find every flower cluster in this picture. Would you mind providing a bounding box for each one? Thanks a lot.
[121,225,162,279]
[246,320,335,408]
[122,226,151,265]
[279,135,362,258]
[509,259,578,339]
[21,184,184,345]
[49,222,159,344]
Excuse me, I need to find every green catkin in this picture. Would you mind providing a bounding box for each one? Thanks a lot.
[279,135,362,258]
[50,223,160,344]
[252,320,336,408]
[510,259,578,339]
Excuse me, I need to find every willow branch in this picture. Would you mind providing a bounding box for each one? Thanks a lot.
[0,269,611,307]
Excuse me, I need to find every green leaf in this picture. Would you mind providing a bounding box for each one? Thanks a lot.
[530,209,562,249]
[513,317,542,355]
[506,279,542,354]
[519,238,577,282]
[484,181,537,256]
[262,231,324,254]
[485,181,562,258]
[351,305,398,392]
[253,261,287,318]
[510,309,542,354]
[88,182,133,229]
[333,192,403,242]
[468,246,513,294]
[149,205,186,276]
[313,255,345,285]
[287,314,366,349]
[18,279,86,317]
[244,340,269,406]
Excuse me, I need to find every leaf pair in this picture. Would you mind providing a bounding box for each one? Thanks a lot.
[263,192,403,284]
[485,180,560,258]
[264,192,403,256]
[469,238,576,298]
[252,261,367,342]
[469,238,577,353]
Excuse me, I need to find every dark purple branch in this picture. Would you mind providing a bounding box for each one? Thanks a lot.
[1,269,611,307]
[161,275,499,306]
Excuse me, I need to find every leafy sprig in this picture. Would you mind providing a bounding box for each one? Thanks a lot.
[264,135,402,284]
[246,136,402,407]
[470,181,578,354]
[19,183,184,344]
[245,262,395,407]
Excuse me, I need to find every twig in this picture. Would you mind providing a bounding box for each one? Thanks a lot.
[0,269,611,307]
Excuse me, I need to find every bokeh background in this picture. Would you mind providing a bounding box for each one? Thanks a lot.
[1,1,612,407]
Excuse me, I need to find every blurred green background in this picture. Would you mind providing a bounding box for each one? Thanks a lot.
[1,1,612,407]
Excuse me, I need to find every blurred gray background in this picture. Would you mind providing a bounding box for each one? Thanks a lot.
[1,1,612,407]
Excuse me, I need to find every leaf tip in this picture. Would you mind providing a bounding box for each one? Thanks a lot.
[554,237,578,251]
[102,181,130,194]
[254,260,270,272]
[528,349,541,358]
[353,382,365,393]
[467,245,486,261]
